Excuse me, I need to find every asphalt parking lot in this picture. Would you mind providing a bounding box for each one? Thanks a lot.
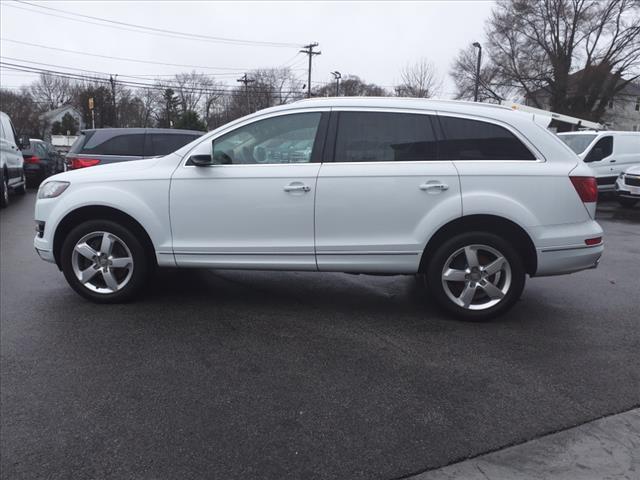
[1,192,639,480]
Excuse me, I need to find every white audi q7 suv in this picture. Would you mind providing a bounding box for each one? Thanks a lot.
[34,98,603,321]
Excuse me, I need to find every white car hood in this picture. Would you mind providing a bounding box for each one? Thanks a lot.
[623,165,640,175]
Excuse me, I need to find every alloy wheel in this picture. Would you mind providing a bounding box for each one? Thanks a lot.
[441,244,512,311]
[71,231,134,294]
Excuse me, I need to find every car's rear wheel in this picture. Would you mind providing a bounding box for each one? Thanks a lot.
[61,220,151,303]
[424,232,525,321]
[617,196,638,208]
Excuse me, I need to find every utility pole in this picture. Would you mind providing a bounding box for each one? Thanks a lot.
[237,73,255,113]
[300,43,321,98]
[109,74,118,126]
[472,42,482,102]
[88,97,95,129]
[331,71,342,96]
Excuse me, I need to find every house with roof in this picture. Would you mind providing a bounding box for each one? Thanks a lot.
[38,105,85,141]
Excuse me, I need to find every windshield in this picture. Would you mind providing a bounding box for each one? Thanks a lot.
[558,134,597,154]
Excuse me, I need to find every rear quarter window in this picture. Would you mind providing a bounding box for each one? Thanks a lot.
[145,133,202,156]
[438,116,536,160]
[81,133,145,156]
[68,132,95,154]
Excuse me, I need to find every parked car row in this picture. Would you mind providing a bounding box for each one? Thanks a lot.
[558,130,640,206]
[1,110,203,208]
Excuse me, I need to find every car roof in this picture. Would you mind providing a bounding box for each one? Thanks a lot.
[236,96,539,127]
[558,130,639,136]
[290,96,513,111]
[79,128,204,135]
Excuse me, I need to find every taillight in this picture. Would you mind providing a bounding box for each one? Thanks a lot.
[70,158,101,169]
[570,176,598,203]
[24,155,41,164]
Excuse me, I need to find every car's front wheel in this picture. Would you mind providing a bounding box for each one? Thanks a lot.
[61,220,151,303]
[0,170,8,208]
[424,232,526,321]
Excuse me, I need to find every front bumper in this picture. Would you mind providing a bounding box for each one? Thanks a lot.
[615,177,640,199]
[35,245,56,263]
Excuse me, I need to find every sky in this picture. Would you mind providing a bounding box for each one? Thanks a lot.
[0,0,495,98]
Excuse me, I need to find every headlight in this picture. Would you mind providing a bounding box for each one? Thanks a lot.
[38,181,70,199]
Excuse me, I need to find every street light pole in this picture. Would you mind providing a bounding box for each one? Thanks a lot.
[331,71,341,96]
[473,42,482,102]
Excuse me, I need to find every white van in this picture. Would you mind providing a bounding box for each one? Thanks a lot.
[558,131,640,192]
[0,111,27,207]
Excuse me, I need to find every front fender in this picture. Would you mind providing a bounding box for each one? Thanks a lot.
[36,180,172,260]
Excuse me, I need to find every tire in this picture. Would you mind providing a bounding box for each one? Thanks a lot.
[0,170,9,208]
[617,196,638,208]
[60,219,151,303]
[424,231,526,321]
[14,171,26,195]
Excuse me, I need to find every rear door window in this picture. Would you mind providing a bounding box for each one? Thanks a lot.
[334,111,438,162]
[145,133,202,156]
[81,133,145,156]
[438,116,536,160]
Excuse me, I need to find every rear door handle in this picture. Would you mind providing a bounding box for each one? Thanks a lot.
[283,183,311,193]
[609,159,616,163]
[419,182,449,192]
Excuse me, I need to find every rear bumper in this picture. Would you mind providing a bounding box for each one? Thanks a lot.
[534,243,603,277]
[530,220,604,277]
[24,164,45,176]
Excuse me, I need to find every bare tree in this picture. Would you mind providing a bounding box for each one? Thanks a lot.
[0,88,42,137]
[29,73,73,110]
[488,0,640,120]
[450,45,516,103]
[313,75,388,97]
[395,59,442,98]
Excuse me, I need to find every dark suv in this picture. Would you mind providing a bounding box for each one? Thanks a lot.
[66,128,204,170]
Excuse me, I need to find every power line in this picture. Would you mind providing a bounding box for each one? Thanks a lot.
[11,0,301,48]
[0,56,249,81]
[0,38,277,72]
[0,62,306,97]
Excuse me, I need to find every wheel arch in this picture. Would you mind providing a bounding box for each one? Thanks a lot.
[52,205,157,270]
[419,214,537,275]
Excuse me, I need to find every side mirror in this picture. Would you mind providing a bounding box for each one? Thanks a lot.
[17,134,30,150]
[189,154,213,166]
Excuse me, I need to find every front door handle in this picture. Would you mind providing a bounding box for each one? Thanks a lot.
[283,183,311,193]
[419,182,449,192]
[609,159,616,163]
